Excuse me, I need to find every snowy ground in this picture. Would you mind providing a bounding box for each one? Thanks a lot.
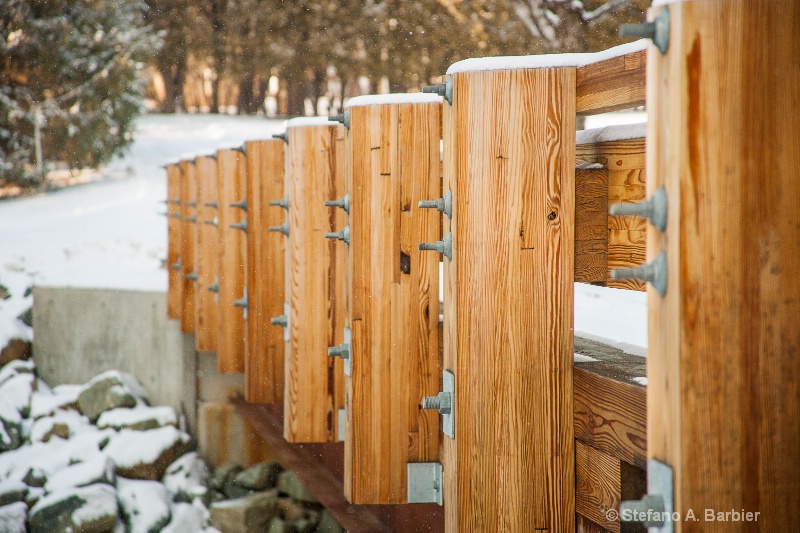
[0,111,646,351]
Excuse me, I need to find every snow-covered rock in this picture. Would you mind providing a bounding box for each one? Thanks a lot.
[0,480,27,506]
[28,483,118,533]
[233,462,282,491]
[97,405,177,431]
[78,371,148,422]
[0,360,34,386]
[29,385,81,419]
[45,455,116,494]
[209,491,278,533]
[277,471,318,504]
[161,502,207,533]
[29,410,93,443]
[0,501,27,533]
[0,398,23,452]
[117,478,172,533]
[104,426,191,480]
[0,372,36,417]
[162,451,209,503]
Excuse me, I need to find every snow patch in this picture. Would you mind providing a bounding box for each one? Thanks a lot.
[104,426,190,469]
[0,501,27,533]
[577,123,647,145]
[286,116,338,128]
[45,455,115,493]
[117,478,172,533]
[97,405,176,430]
[632,377,648,387]
[30,385,81,419]
[345,93,442,108]
[573,353,599,363]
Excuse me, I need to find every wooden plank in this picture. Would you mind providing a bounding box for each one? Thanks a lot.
[284,123,344,443]
[216,149,246,374]
[649,3,800,531]
[244,140,285,403]
[179,160,197,333]
[576,441,621,533]
[344,101,441,504]
[194,155,218,352]
[329,125,347,438]
[575,168,609,283]
[576,138,646,291]
[576,49,646,115]
[447,67,576,532]
[166,163,182,320]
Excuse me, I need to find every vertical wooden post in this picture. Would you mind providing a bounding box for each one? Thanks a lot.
[244,140,286,403]
[282,118,345,442]
[216,149,247,374]
[166,163,183,320]
[180,160,197,334]
[342,95,442,504]
[443,63,576,531]
[194,155,219,352]
[648,2,800,531]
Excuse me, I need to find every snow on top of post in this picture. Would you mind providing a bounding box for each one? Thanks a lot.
[446,40,647,75]
[344,93,443,108]
[576,122,647,145]
[286,116,338,128]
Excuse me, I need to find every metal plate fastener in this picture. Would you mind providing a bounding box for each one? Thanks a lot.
[325,225,350,246]
[620,459,674,532]
[422,77,453,105]
[230,198,247,211]
[268,222,290,237]
[269,196,290,210]
[611,251,667,296]
[324,193,350,214]
[229,220,248,233]
[620,7,669,54]
[610,186,667,232]
[418,190,452,219]
[419,232,452,261]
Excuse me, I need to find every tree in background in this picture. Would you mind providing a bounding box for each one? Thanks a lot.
[0,0,162,187]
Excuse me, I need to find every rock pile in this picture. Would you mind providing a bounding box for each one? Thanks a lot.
[0,359,342,533]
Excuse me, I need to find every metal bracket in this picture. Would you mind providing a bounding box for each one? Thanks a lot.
[328,110,351,130]
[422,77,453,105]
[185,201,197,207]
[407,462,443,505]
[620,459,674,533]
[268,221,290,237]
[170,258,182,271]
[611,251,668,296]
[610,186,667,232]
[230,219,248,233]
[620,7,669,54]
[422,370,455,438]
[419,232,452,261]
[418,190,452,219]
[204,200,218,209]
[324,193,350,214]
[185,216,197,223]
[185,271,198,282]
[270,303,290,341]
[327,326,352,377]
[325,225,350,246]
[230,198,247,211]
[203,217,218,227]
[269,196,290,210]
[273,132,288,144]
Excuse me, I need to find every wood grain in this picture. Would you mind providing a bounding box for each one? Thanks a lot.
[649,2,800,531]
[284,123,345,443]
[344,101,441,504]
[216,149,246,374]
[447,67,576,532]
[575,168,609,283]
[166,163,182,320]
[576,441,621,533]
[179,160,197,333]
[194,155,218,352]
[577,138,646,291]
[244,140,285,403]
[577,49,646,115]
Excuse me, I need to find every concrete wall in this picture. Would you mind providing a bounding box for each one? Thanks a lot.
[32,287,196,431]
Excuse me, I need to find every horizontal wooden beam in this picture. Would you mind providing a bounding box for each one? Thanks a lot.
[576,50,646,115]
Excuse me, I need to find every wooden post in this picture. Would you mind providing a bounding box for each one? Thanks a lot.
[179,160,197,334]
[244,140,286,403]
[166,163,183,320]
[281,118,346,442]
[216,148,247,374]
[194,155,219,352]
[341,95,442,504]
[648,2,800,531]
[442,62,576,531]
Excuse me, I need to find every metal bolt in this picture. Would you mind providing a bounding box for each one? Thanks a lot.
[273,132,288,143]
[170,259,182,271]
[324,193,350,214]
[422,392,452,415]
[268,222,290,236]
[185,201,197,207]
[169,213,181,219]
[619,494,667,528]
[203,218,218,227]
[328,110,350,129]
[611,251,667,296]
[328,343,350,360]
[418,190,452,219]
[204,200,218,209]
[610,186,667,232]
[185,272,198,281]
[185,216,197,223]
[229,220,248,233]
[325,225,350,245]
[170,200,182,206]
[422,77,453,104]
[269,196,290,210]
[230,198,247,211]
[271,315,288,327]
[233,296,248,308]
[620,8,669,54]
[208,280,219,293]
[234,145,246,155]
[418,232,452,261]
